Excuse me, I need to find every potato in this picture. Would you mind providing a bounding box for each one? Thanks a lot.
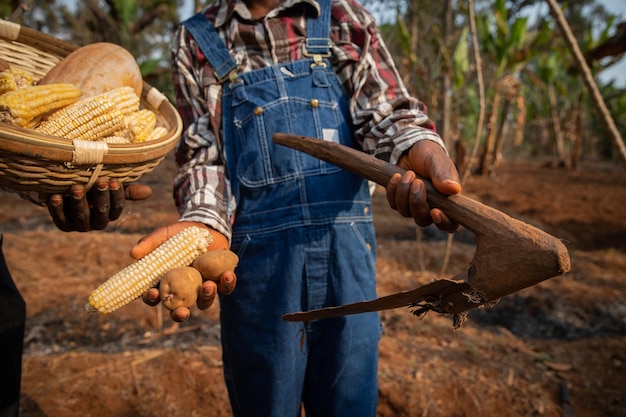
[159,266,203,311]
[192,249,239,281]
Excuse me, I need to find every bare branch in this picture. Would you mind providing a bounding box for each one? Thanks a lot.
[8,0,35,22]
[84,0,117,29]
[131,4,168,35]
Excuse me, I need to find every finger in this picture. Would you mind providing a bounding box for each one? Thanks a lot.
[129,225,174,260]
[393,171,416,218]
[431,209,460,233]
[142,288,161,306]
[108,179,126,220]
[218,271,237,295]
[385,173,401,210]
[88,178,111,230]
[47,194,70,232]
[125,184,152,201]
[170,307,191,322]
[422,151,462,196]
[408,179,432,228]
[197,280,217,310]
[131,222,211,260]
[69,185,90,232]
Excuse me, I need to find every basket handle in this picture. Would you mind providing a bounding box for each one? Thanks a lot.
[67,140,108,191]
[145,87,167,110]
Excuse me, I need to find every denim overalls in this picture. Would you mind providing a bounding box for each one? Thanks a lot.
[184,3,381,416]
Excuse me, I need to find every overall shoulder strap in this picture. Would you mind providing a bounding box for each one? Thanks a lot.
[304,0,332,59]
[182,13,239,82]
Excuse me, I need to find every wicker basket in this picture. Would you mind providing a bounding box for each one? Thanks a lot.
[0,20,182,195]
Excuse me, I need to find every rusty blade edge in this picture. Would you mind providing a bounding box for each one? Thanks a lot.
[282,279,474,322]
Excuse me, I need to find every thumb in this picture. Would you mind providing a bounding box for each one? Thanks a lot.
[130,223,185,260]
[130,222,213,260]
[124,183,152,201]
[412,143,462,196]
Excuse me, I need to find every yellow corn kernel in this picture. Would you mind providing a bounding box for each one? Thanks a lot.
[126,109,157,143]
[105,86,140,115]
[146,126,168,142]
[85,226,213,314]
[35,94,125,140]
[101,128,133,143]
[0,83,81,127]
[0,68,33,95]
[101,135,131,144]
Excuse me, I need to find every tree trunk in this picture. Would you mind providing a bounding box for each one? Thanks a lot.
[479,84,502,176]
[493,98,510,169]
[570,94,584,170]
[548,86,568,167]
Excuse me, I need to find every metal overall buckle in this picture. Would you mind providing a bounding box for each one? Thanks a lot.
[303,38,331,68]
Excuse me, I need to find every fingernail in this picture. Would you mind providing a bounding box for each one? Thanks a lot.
[110,181,120,191]
[410,181,422,193]
[390,174,400,184]
[223,274,233,284]
[204,287,215,299]
[50,196,62,206]
[401,172,412,184]
[97,181,109,191]
[72,189,84,199]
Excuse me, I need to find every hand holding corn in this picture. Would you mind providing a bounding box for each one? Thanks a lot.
[136,222,237,322]
[86,222,237,322]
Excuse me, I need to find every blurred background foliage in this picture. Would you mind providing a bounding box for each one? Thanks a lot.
[1,0,624,173]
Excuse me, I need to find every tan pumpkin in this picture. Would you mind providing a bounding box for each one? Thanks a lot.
[39,42,143,98]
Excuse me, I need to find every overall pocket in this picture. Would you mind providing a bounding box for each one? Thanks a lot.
[223,62,352,189]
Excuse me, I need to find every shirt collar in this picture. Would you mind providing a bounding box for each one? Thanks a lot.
[214,0,320,28]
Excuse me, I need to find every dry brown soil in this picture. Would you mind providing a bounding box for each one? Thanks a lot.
[2,154,625,417]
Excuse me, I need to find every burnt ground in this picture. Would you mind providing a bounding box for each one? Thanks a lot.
[1,153,625,417]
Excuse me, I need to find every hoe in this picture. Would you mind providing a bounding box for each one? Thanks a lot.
[273,133,571,323]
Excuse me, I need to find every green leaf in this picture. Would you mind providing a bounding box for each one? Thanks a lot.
[139,58,162,77]
[510,17,528,51]
[113,0,137,27]
[452,26,470,88]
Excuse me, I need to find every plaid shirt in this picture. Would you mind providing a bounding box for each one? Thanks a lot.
[171,0,445,241]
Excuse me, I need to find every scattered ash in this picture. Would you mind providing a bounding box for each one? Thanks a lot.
[23,304,221,355]
[469,293,626,340]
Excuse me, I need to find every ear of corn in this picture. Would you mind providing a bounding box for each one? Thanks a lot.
[106,86,140,115]
[86,226,213,314]
[146,126,168,142]
[0,68,34,95]
[35,93,124,140]
[34,86,144,141]
[0,83,81,126]
[102,134,132,144]
[126,109,157,143]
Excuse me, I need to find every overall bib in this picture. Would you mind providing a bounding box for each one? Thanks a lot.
[184,4,381,416]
